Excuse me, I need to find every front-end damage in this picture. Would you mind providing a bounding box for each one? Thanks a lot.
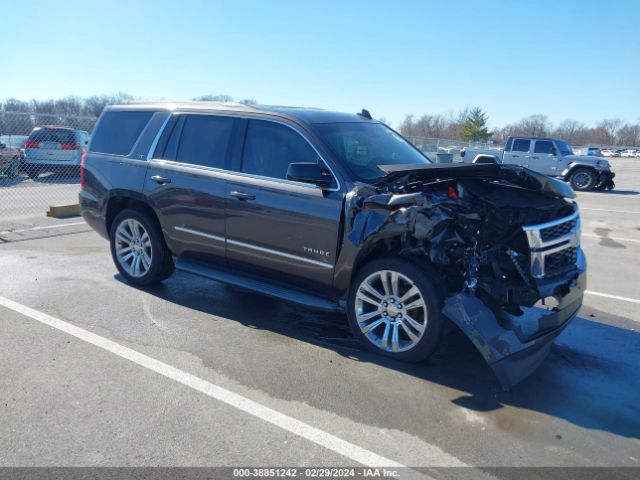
[346,163,586,389]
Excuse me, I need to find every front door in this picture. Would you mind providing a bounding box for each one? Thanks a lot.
[224,119,343,294]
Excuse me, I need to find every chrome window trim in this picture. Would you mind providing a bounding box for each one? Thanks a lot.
[175,226,225,243]
[227,239,333,269]
[146,114,173,160]
[148,158,324,193]
[170,111,342,193]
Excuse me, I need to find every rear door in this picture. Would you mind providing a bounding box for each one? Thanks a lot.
[224,118,343,294]
[503,138,531,166]
[531,139,558,175]
[144,113,239,265]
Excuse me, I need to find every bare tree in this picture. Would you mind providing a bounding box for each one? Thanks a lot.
[616,123,640,146]
[593,118,623,145]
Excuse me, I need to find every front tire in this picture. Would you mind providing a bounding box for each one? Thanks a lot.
[347,257,444,362]
[569,168,597,191]
[109,208,174,285]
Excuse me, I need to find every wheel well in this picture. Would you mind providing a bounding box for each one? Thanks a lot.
[106,196,161,234]
[348,239,448,300]
[565,165,596,180]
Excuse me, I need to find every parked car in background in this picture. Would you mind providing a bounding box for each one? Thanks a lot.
[620,149,637,157]
[600,149,616,157]
[24,126,89,178]
[461,136,615,191]
[0,141,24,178]
[587,147,602,156]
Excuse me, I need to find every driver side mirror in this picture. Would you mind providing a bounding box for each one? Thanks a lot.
[287,162,332,187]
[0,143,5,149]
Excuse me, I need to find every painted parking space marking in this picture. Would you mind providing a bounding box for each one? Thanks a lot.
[0,295,466,470]
[585,291,640,305]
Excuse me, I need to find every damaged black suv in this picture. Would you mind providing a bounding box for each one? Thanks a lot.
[80,102,586,388]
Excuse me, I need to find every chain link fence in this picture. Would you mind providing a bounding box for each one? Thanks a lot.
[404,135,501,162]
[0,111,97,228]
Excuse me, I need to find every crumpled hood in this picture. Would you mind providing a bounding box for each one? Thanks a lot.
[565,155,611,169]
[375,163,576,199]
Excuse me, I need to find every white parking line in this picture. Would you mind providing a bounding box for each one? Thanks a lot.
[581,208,640,214]
[0,295,465,469]
[0,221,86,235]
[582,234,640,243]
[585,291,640,305]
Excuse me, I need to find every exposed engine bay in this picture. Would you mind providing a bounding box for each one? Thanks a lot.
[344,163,586,388]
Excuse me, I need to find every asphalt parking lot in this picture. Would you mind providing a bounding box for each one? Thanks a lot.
[1,160,639,476]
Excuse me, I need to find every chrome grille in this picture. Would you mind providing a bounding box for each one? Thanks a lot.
[522,211,580,279]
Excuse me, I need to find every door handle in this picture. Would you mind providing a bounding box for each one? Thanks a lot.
[531,156,539,159]
[150,175,171,185]
[230,191,256,201]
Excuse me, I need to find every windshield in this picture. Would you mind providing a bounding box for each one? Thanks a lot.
[555,140,574,156]
[314,122,431,181]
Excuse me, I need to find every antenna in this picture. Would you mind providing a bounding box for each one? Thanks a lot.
[357,109,372,120]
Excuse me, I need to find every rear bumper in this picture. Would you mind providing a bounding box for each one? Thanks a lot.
[79,190,109,240]
[443,248,586,389]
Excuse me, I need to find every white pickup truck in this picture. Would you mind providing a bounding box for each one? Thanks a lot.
[461,136,616,191]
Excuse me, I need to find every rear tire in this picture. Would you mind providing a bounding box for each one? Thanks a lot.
[109,208,174,285]
[347,257,444,362]
[569,168,596,191]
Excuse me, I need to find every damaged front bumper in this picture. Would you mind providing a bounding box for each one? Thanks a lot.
[595,169,615,190]
[442,248,586,389]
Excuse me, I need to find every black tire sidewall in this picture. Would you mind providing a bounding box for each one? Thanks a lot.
[347,257,444,362]
[570,168,596,191]
[109,209,170,285]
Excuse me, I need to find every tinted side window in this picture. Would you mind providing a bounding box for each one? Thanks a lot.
[90,111,153,155]
[174,115,234,168]
[512,139,531,152]
[242,120,318,179]
[534,140,554,154]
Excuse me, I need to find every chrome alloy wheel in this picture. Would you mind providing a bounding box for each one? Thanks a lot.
[355,270,428,353]
[115,218,153,278]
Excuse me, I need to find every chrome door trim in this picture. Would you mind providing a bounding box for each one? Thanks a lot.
[175,226,225,243]
[227,239,333,269]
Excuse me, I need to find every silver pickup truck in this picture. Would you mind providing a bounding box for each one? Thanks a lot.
[461,136,615,191]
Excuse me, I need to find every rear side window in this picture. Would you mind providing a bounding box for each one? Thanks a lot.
[90,111,153,155]
[241,120,318,179]
[534,140,554,154]
[174,115,235,168]
[512,139,531,152]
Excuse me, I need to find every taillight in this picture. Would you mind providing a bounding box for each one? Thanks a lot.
[60,143,78,150]
[25,140,40,148]
[80,152,87,190]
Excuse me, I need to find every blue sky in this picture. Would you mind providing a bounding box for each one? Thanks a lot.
[2,0,639,127]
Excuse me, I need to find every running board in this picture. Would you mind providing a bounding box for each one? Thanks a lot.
[175,258,344,313]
